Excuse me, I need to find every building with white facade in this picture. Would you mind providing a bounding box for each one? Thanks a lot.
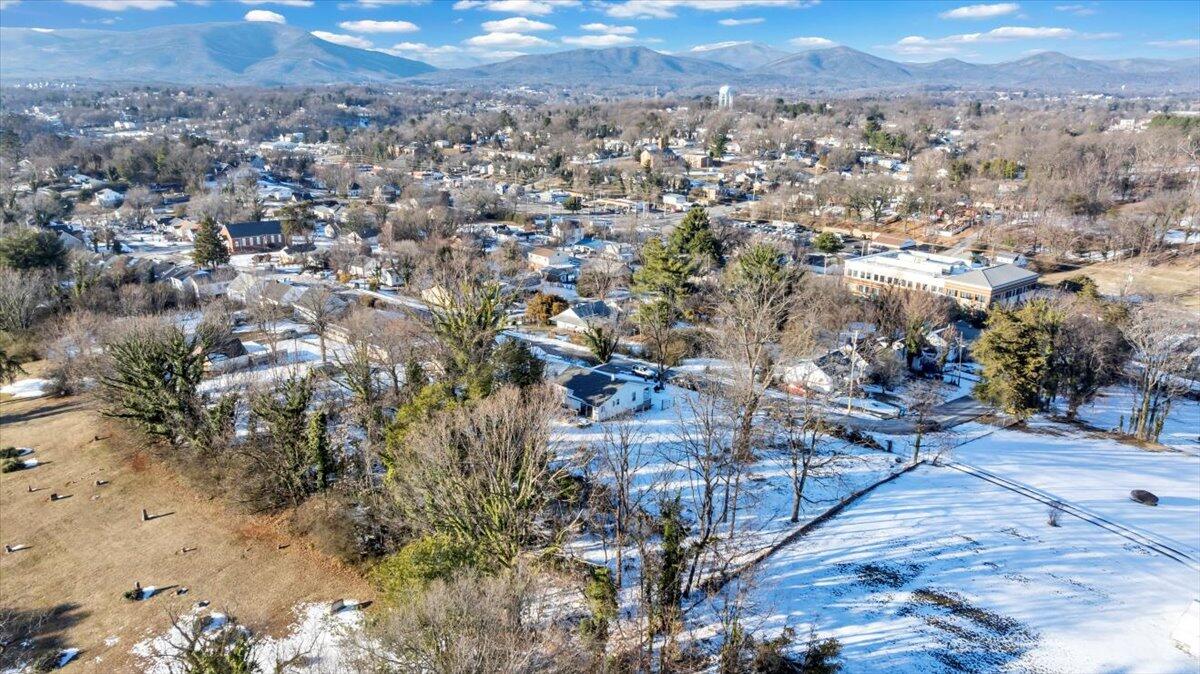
[843,249,1039,309]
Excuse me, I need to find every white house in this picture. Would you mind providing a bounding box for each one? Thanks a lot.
[528,247,571,269]
[662,193,691,212]
[550,300,617,333]
[553,368,651,421]
[94,188,124,208]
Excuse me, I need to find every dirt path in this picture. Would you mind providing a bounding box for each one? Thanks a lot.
[0,386,371,673]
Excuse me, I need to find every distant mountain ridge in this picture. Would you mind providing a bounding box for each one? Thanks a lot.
[0,22,434,86]
[687,41,793,70]
[1,24,1196,94]
[421,46,740,86]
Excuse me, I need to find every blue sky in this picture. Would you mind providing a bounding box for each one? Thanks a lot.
[1,0,1197,67]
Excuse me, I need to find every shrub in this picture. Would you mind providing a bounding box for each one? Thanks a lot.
[579,565,617,649]
[370,534,473,604]
[525,292,568,326]
[2,459,26,473]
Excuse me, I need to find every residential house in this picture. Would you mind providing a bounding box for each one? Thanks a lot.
[553,368,651,421]
[551,299,618,333]
[343,227,380,246]
[662,193,692,212]
[94,188,123,208]
[528,247,571,270]
[781,345,871,395]
[169,266,238,298]
[293,286,351,323]
[542,266,578,285]
[551,219,583,245]
[220,220,284,253]
[226,272,268,303]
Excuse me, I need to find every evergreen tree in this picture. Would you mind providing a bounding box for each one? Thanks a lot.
[668,206,721,268]
[656,494,687,636]
[0,228,67,270]
[633,237,692,299]
[492,339,545,388]
[812,231,843,254]
[307,409,332,488]
[973,300,1062,419]
[192,216,229,269]
[733,242,787,288]
[99,326,208,447]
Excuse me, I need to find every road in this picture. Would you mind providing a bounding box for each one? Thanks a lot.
[827,395,993,435]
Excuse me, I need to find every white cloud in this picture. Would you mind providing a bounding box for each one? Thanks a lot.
[719,17,765,26]
[244,8,286,22]
[480,49,527,59]
[891,36,965,56]
[311,30,374,48]
[789,36,835,48]
[0,0,21,9]
[562,33,636,47]
[338,19,419,33]
[984,26,1074,39]
[1054,4,1095,16]
[938,3,1020,19]
[239,0,313,7]
[1149,38,1200,49]
[604,0,816,19]
[339,0,428,7]
[888,25,1092,56]
[64,0,175,9]
[31,27,56,33]
[454,0,579,15]
[581,22,637,34]
[463,31,552,48]
[690,40,748,52]
[481,16,555,32]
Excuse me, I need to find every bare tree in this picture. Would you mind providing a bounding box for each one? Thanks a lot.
[0,268,47,332]
[357,567,583,673]
[670,380,734,598]
[1122,304,1198,442]
[593,419,653,590]
[297,285,340,365]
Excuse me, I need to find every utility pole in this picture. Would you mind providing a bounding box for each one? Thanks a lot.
[845,328,860,415]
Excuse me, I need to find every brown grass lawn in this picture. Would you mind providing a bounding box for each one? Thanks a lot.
[0,371,371,672]
[1040,253,1200,308]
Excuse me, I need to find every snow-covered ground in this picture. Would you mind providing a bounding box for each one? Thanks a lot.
[130,603,361,674]
[688,463,1199,674]
[951,418,1200,556]
[557,383,906,602]
[1076,385,1200,455]
[0,378,52,400]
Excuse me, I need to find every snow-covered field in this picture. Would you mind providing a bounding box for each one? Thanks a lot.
[689,463,1199,674]
[1077,385,1200,455]
[557,383,906,600]
[952,418,1200,555]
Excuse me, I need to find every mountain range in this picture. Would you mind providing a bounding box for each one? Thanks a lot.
[0,22,433,86]
[2,23,1196,94]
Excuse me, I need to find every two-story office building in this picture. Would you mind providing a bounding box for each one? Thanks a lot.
[843,249,1039,309]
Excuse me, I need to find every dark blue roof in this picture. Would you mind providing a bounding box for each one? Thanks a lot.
[223,220,282,238]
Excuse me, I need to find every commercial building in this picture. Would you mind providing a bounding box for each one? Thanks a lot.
[843,249,1039,309]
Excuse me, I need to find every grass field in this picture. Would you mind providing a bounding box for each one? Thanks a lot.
[1041,253,1200,308]
[0,369,370,673]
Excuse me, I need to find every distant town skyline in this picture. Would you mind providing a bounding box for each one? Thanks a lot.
[0,0,1197,69]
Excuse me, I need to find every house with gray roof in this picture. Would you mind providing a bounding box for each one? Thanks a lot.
[553,368,651,421]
